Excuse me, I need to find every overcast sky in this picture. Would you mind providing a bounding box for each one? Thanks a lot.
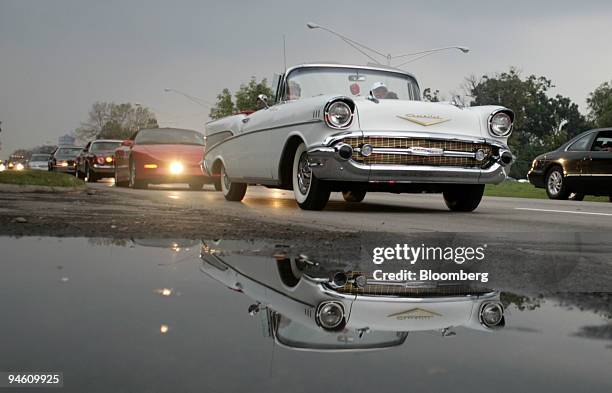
[1,0,612,158]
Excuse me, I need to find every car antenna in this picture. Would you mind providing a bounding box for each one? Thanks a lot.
[282,34,287,71]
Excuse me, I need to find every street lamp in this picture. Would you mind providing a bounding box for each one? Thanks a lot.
[306,22,469,67]
[164,88,211,108]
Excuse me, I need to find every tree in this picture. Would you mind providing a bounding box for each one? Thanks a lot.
[208,77,274,120]
[234,78,273,112]
[587,81,612,128]
[75,102,158,142]
[465,68,590,178]
[209,89,235,120]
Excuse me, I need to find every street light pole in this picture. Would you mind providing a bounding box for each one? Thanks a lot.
[164,88,211,108]
[306,22,469,68]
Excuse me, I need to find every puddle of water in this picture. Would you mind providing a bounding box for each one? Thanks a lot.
[0,237,610,393]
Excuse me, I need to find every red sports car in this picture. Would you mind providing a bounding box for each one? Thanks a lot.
[114,128,212,189]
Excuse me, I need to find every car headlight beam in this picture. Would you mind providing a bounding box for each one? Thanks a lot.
[169,161,184,175]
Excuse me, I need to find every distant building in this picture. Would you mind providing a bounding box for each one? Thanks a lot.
[58,134,76,146]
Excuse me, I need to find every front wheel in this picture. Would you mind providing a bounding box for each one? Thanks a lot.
[443,184,485,212]
[129,160,147,189]
[220,165,247,201]
[342,190,366,203]
[86,165,97,183]
[292,143,330,210]
[545,166,569,200]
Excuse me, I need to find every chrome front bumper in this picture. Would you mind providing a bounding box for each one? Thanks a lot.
[307,132,513,185]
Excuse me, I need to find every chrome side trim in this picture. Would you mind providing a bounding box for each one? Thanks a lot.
[205,119,322,156]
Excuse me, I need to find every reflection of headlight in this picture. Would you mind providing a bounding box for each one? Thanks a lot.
[316,301,345,331]
[169,162,184,175]
[15,163,25,171]
[479,302,504,328]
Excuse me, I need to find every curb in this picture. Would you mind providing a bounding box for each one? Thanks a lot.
[0,183,87,193]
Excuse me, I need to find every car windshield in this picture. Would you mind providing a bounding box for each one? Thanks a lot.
[55,147,82,158]
[135,129,205,146]
[30,154,50,161]
[91,141,121,152]
[275,317,408,350]
[284,66,420,101]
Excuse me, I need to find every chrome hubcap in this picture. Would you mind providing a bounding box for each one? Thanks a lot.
[548,171,562,195]
[297,153,312,195]
[222,168,231,190]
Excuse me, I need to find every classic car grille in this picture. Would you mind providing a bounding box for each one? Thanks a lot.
[342,136,495,168]
[335,272,490,297]
[334,272,491,297]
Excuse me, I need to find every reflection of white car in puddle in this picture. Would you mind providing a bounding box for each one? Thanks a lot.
[200,240,505,352]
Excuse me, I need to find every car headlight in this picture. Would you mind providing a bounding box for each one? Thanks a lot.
[479,302,504,328]
[96,157,106,165]
[15,163,25,171]
[170,162,184,175]
[324,100,354,129]
[315,301,345,331]
[0,164,5,172]
[488,110,513,137]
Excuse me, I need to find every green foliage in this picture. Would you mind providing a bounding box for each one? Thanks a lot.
[209,89,235,120]
[75,102,158,142]
[466,68,591,178]
[587,81,612,128]
[208,78,273,120]
[0,170,85,187]
[235,78,273,112]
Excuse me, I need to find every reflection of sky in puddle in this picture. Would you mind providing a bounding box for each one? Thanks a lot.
[0,237,610,393]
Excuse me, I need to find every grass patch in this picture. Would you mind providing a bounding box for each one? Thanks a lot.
[0,170,85,187]
[485,181,609,202]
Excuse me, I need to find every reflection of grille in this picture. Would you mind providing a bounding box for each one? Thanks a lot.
[343,137,495,168]
[336,272,490,297]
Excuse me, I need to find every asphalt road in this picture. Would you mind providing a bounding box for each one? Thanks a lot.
[91,181,612,233]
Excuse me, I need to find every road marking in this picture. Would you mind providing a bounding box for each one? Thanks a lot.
[515,208,612,217]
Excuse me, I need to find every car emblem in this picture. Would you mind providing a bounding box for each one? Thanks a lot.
[397,114,450,126]
[408,146,444,156]
[387,308,442,320]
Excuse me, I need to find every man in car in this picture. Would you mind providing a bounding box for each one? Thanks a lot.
[370,82,398,99]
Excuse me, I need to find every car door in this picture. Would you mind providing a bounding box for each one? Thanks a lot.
[563,132,597,190]
[583,130,612,194]
[233,106,279,180]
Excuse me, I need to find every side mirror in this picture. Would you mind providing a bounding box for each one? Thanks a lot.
[121,140,134,147]
[257,94,269,109]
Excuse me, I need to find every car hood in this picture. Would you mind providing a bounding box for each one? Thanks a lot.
[355,99,486,139]
[135,144,205,162]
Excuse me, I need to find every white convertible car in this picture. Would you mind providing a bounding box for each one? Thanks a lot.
[204,63,514,211]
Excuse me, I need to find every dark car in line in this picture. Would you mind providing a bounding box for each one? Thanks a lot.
[528,128,612,201]
[114,128,212,190]
[76,139,122,182]
[48,146,83,175]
